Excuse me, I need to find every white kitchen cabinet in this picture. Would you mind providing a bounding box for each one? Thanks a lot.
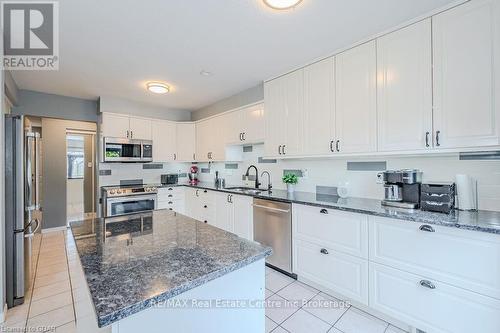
[377,19,433,152]
[196,119,211,162]
[101,113,131,138]
[152,120,176,162]
[293,204,368,259]
[294,239,369,305]
[176,122,196,162]
[264,70,304,157]
[222,111,243,145]
[232,195,253,241]
[432,0,500,149]
[184,187,199,220]
[335,41,377,153]
[369,216,500,299]
[303,57,335,155]
[157,186,185,214]
[184,188,215,224]
[196,117,226,162]
[369,262,500,333]
[129,117,152,140]
[214,192,253,240]
[240,104,265,144]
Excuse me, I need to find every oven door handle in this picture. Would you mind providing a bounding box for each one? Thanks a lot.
[106,194,157,204]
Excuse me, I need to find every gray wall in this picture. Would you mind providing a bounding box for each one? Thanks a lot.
[99,96,192,121]
[41,118,97,230]
[4,71,19,105]
[12,90,98,122]
[191,83,263,121]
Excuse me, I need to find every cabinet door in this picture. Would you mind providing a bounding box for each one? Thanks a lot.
[264,77,287,156]
[184,188,200,220]
[129,117,152,140]
[176,123,196,162]
[242,104,265,143]
[209,116,226,161]
[223,111,244,145]
[377,19,433,151]
[196,120,210,162]
[303,57,335,155]
[369,262,500,333]
[335,41,377,153]
[232,194,253,241]
[282,69,304,156]
[152,120,176,162]
[215,192,233,233]
[101,113,130,138]
[433,0,500,148]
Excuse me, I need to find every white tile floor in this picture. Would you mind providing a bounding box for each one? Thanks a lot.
[1,231,408,333]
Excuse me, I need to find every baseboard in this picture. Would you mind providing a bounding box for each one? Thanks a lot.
[41,226,68,233]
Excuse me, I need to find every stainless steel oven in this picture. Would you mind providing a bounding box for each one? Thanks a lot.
[103,137,153,163]
[102,185,158,217]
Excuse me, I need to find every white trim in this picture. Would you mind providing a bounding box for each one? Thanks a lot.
[0,303,7,323]
[41,226,68,233]
[264,0,470,82]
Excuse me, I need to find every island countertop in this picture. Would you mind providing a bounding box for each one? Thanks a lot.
[69,209,272,327]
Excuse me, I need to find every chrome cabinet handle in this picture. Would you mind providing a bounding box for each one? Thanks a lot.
[278,145,282,155]
[330,140,334,152]
[425,132,430,147]
[130,131,133,138]
[320,248,329,255]
[419,224,435,232]
[204,205,207,208]
[168,188,173,191]
[204,190,208,193]
[239,133,243,141]
[168,201,173,204]
[168,194,173,197]
[320,209,328,214]
[420,280,436,289]
[282,145,286,155]
[336,140,340,152]
[435,131,441,147]
[227,194,231,203]
[174,153,176,160]
[193,153,196,161]
[126,130,129,138]
[195,190,199,197]
[242,132,246,140]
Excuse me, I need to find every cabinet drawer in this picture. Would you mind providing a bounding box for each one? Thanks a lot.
[294,204,368,258]
[294,239,368,304]
[158,187,183,195]
[369,216,500,298]
[369,262,500,333]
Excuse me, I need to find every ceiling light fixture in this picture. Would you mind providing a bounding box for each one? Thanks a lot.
[146,82,169,94]
[263,0,302,10]
[200,70,213,76]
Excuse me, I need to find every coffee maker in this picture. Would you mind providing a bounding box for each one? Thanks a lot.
[378,169,422,209]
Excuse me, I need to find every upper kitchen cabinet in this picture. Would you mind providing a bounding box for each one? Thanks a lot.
[432,0,500,149]
[303,57,335,155]
[196,119,211,161]
[101,113,152,140]
[377,19,433,152]
[335,41,377,153]
[176,122,196,162]
[129,117,152,140]
[101,113,130,138]
[264,69,304,157]
[152,120,176,162]
[240,103,265,143]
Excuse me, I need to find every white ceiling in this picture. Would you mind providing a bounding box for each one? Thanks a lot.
[11,0,457,112]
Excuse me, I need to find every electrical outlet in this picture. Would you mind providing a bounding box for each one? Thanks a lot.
[302,169,309,179]
[376,173,384,184]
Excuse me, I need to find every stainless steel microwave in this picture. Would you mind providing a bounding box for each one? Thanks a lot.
[103,137,153,163]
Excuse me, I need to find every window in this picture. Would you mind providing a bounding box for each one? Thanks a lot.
[67,135,84,179]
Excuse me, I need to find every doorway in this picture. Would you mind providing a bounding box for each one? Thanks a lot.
[66,132,96,224]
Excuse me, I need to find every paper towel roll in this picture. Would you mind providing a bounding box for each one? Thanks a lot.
[455,174,476,210]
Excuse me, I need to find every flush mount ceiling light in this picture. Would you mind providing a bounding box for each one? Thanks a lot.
[146,82,169,94]
[263,0,302,10]
[200,70,213,76]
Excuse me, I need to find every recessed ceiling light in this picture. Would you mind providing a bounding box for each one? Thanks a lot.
[263,0,302,10]
[146,82,169,94]
[200,70,213,76]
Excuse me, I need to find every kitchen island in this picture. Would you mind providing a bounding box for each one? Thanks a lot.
[69,209,271,333]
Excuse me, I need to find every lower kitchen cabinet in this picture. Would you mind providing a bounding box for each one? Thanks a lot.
[293,239,369,305]
[184,188,215,224]
[157,186,185,214]
[369,262,500,333]
[214,192,253,241]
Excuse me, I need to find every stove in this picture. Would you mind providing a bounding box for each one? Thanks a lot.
[101,184,158,217]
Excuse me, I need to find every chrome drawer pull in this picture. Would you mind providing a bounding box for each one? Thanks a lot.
[320,248,329,255]
[320,209,328,214]
[420,280,436,289]
[419,225,435,232]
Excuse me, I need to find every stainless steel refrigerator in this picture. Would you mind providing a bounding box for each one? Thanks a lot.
[5,115,42,307]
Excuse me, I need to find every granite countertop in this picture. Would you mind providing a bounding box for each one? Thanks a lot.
[69,210,271,327]
[164,182,500,235]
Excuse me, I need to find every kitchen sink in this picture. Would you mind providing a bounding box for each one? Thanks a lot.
[225,187,262,195]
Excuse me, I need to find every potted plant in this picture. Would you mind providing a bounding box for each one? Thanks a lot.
[282,173,298,193]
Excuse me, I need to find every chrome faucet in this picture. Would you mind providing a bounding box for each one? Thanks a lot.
[245,165,261,189]
[261,171,272,192]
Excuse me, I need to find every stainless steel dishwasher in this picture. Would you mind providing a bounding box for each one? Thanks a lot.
[253,198,294,277]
